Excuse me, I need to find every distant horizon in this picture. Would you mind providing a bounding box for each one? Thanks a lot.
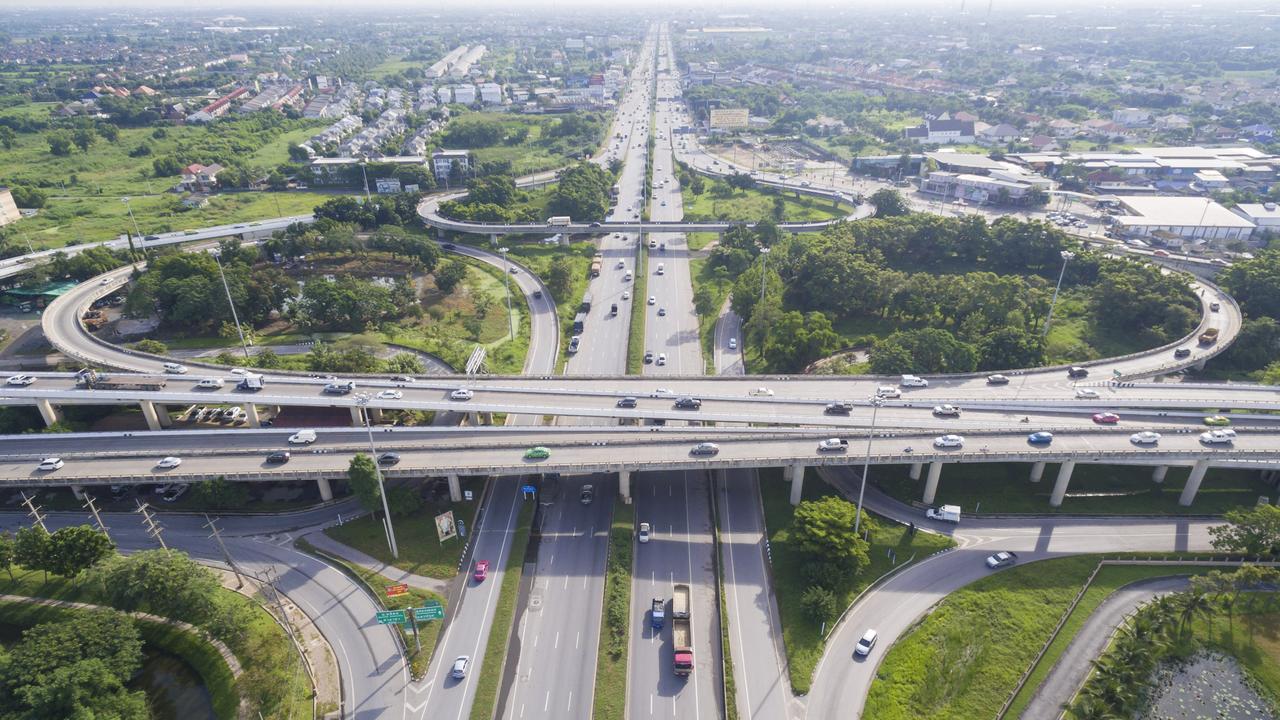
[0,0,1275,11]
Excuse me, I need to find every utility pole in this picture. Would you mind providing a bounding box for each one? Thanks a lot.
[499,246,514,341]
[135,499,168,550]
[212,251,251,359]
[19,492,47,532]
[204,515,243,589]
[83,492,110,542]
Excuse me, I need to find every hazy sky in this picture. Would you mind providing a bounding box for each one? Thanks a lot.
[0,0,1263,9]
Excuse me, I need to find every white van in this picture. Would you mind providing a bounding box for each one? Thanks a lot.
[163,362,188,374]
[656,263,665,275]
[900,375,929,388]
[288,429,317,445]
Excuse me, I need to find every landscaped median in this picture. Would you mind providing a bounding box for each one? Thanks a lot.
[758,468,954,693]
[469,498,536,720]
[592,495,635,720]
[626,243,650,374]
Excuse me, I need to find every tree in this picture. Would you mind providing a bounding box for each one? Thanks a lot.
[1219,316,1280,372]
[978,326,1045,370]
[385,353,426,375]
[190,476,249,510]
[347,453,382,512]
[0,125,14,149]
[434,261,469,294]
[868,188,909,217]
[287,143,311,162]
[90,549,221,626]
[46,525,114,578]
[693,285,718,317]
[133,338,168,354]
[46,131,73,156]
[153,156,183,176]
[546,256,575,299]
[771,196,787,222]
[388,486,423,517]
[71,127,95,153]
[0,530,14,580]
[801,585,838,624]
[1210,504,1280,557]
[791,496,871,574]
[13,526,50,581]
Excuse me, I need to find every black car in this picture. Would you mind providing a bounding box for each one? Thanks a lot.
[1067,366,1089,379]
[1174,348,1191,358]
[824,402,853,416]
[643,350,655,364]
[617,397,638,408]
[442,243,456,250]
[674,397,702,410]
[590,221,603,228]
[378,452,401,466]
[533,290,543,299]
[266,451,291,464]
[580,485,595,504]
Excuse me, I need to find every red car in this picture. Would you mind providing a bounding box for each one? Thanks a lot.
[473,560,490,583]
[1092,412,1121,424]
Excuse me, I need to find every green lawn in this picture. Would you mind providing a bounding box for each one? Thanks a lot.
[323,477,483,580]
[690,256,734,375]
[759,468,954,693]
[469,498,536,720]
[681,182,851,223]
[479,238,594,367]
[592,495,633,720]
[873,462,1272,516]
[687,231,718,251]
[626,243,649,374]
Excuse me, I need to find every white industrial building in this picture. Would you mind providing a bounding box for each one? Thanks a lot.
[1233,202,1280,233]
[478,83,504,105]
[450,84,477,105]
[1111,196,1256,246]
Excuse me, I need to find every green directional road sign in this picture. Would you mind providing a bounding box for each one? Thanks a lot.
[414,604,445,621]
[376,610,407,625]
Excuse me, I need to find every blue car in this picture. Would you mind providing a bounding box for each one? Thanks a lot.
[1028,431,1054,445]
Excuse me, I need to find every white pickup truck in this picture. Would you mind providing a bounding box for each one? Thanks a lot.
[817,438,849,452]
[926,505,962,523]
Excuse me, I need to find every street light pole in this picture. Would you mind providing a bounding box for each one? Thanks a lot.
[212,251,251,359]
[758,246,771,303]
[853,397,882,536]
[499,246,514,341]
[1041,250,1076,339]
[121,196,143,240]
[356,394,399,559]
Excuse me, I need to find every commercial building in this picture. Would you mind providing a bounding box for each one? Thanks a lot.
[0,187,20,227]
[1110,196,1256,246]
[1233,202,1280,233]
[432,149,470,181]
[478,83,504,105]
[903,119,976,144]
[708,107,748,130]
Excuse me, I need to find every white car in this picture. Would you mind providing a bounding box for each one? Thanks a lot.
[196,377,225,389]
[818,438,849,452]
[288,430,317,445]
[648,296,657,305]
[37,457,64,471]
[1130,431,1162,445]
[622,291,631,300]
[932,405,961,417]
[749,387,774,397]
[638,522,651,543]
[6,375,35,386]
[854,629,878,657]
[450,388,474,401]
[1074,388,1100,399]
[450,655,470,679]
[377,390,404,400]
[901,375,929,388]
[728,338,738,350]
[229,368,251,376]
[876,386,901,399]
[656,353,667,366]
[1200,429,1236,445]
[934,434,965,449]
[163,362,188,374]
[155,456,182,469]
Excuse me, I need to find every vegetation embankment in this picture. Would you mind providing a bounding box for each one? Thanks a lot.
[1209,248,1280,385]
[758,468,953,693]
[0,526,311,720]
[468,499,535,720]
[677,165,852,223]
[714,190,1198,374]
[627,244,650,374]
[873,462,1274,516]
[592,495,634,720]
[441,111,608,178]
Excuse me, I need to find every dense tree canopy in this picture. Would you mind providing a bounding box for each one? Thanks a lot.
[547,161,612,221]
[125,249,296,332]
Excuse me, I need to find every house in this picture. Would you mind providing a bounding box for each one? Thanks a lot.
[978,123,1019,145]
[1155,114,1192,131]
[178,163,223,191]
[431,149,470,182]
[1028,135,1060,152]
[1112,108,1152,126]
[1046,119,1081,138]
[1081,119,1125,138]
[903,119,975,144]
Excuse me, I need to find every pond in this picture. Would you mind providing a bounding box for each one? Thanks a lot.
[1142,651,1276,720]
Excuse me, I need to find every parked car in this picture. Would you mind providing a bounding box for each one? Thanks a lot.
[473,560,490,583]
[1092,412,1121,425]
[985,551,1018,569]
[1027,431,1054,445]
[1130,431,1162,445]
[933,434,964,448]
[854,629,878,657]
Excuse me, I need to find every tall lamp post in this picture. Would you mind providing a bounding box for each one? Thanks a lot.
[758,246,772,303]
[355,394,399,559]
[211,251,251,359]
[499,246,514,341]
[1041,250,1076,339]
[853,396,883,536]
[121,196,143,241]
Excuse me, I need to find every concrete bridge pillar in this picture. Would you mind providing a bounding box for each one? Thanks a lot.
[1179,459,1211,507]
[316,477,334,502]
[447,474,462,503]
[368,407,384,424]
[1050,461,1076,507]
[465,412,481,426]
[1194,357,1208,371]
[140,400,163,431]
[788,463,805,505]
[480,412,495,426]
[909,462,923,481]
[35,399,63,427]
[241,403,260,428]
[1152,465,1169,484]
[350,406,365,428]
[490,233,500,248]
[922,462,944,505]
[71,485,86,501]
[619,469,632,504]
[1030,461,1047,483]
[155,404,173,428]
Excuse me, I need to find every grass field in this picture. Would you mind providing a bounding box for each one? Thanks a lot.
[759,468,954,693]
[468,498,535,720]
[324,477,483,580]
[592,495,634,720]
[681,182,851,223]
[486,238,594,366]
[873,462,1272,516]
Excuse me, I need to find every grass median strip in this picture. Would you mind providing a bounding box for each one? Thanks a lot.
[626,244,649,374]
[469,498,536,720]
[593,495,634,720]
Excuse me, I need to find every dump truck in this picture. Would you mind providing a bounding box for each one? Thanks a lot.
[76,368,167,392]
[1198,327,1220,345]
[672,583,693,676]
[650,597,666,629]
[590,252,603,277]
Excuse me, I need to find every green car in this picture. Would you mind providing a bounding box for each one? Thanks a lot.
[1203,415,1231,427]
[524,446,551,460]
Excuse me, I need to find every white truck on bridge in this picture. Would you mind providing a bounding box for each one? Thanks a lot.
[547,215,571,226]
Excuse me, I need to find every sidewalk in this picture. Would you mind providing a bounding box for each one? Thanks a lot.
[302,529,450,595]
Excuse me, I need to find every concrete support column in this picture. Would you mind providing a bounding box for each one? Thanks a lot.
[241,403,260,428]
[1030,461,1047,483]
[619,469,632,504]
[1050,461,1076,507]
[909,462,923,481]
[350,406,364,428]
[465,412,480,426]
[140,400,163,431]
[316,477,334,502]
[1194,358,1208,371]
[1179,459,1211,507]
[35,399,62,427]
[155,404,173,428]
[788,463,805,506]
[1152,465,1169,484]
[923,462,944,505]
[368,407,384,424]
[480,412,494,426]
[71,485,86,501]
[447,474,462,503]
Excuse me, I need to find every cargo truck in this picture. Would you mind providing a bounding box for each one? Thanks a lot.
[651,598,666,629]
[547,216,571,226]
[76,368,167,392]
[590,252,603,277]
[672,583,693,676]
[1198,327,1220,345]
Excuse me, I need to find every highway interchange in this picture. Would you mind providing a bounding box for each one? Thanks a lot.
[1,21,1273,720]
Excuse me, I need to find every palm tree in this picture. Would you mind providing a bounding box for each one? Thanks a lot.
[1177,589,1213,640]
